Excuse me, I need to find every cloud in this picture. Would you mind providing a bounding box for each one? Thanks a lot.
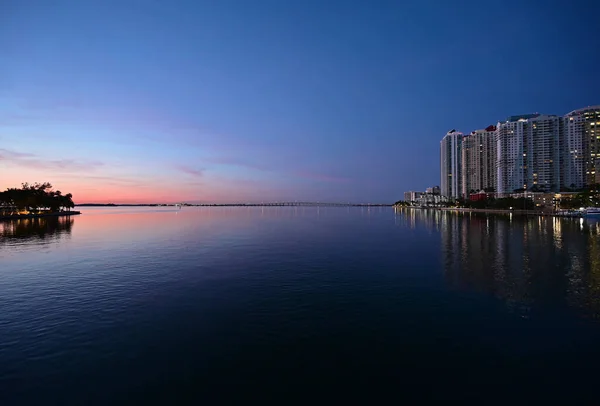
[0,148,104,172]
[59,174,145,186]
[176,165,205,177]
[0,148,35,158]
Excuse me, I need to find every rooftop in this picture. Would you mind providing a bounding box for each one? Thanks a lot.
[565,105,600,116]
[505,113,540,122]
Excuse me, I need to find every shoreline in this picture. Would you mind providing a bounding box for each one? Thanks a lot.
[75,203,393,207]
[440,207,544,215]
[0,211,82,221]
[396,206,581,217]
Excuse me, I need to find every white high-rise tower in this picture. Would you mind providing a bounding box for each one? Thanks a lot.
[440,130,463,199]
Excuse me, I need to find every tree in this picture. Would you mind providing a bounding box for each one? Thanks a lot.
[1,183,75,215]
[62,193,75,211]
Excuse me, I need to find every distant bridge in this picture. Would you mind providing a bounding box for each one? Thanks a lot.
[177,202,392,207]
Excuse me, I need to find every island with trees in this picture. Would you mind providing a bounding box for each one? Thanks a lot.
[0,183,79,220]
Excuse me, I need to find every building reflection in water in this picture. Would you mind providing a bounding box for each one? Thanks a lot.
[398,209,600,319]
[393,206,443,233]
[0,216,74,243]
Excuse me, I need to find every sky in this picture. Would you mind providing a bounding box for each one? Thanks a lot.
[1,0,599,204]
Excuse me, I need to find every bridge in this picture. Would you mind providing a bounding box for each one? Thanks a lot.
[176,202,392,207]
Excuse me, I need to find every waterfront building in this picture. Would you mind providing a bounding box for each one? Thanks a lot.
[439,104,599,199]
[461,125,496,196]
[496,114,561,194]
[404,191,417,203]
[496,114,537,195]
[524,114,561,192]
[440,130,463,199]
[403,191,423,203]
[425,186,441,195]
[415,192,447,207]
[563,106,600,189]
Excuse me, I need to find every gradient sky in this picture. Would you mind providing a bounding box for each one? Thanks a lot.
[1,0,599,203]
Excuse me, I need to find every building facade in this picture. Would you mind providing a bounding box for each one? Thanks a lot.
[524,114,561,192]
[440,130,463,199]
[461,125,496,196]
[497,116,529,195]
[563,106,600,188]
[496,114,561,194]
[425,186,441,195]
[415,193,447,206]
[404,191,421,203]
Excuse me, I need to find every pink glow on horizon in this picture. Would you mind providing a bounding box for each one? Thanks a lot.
[1,170,291,204]
[1,144,352,204]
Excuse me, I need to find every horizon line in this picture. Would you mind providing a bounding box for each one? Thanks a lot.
[75,201,393,206]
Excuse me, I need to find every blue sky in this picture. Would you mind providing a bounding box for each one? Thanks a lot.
[1,0,599,203]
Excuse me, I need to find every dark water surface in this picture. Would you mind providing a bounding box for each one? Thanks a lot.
[2,207,600,403]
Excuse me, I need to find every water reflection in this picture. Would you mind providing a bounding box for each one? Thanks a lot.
[421,210,600,319]
[0,216,74,242]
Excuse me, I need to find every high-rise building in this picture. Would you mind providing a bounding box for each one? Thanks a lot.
[563,106,600,188]
[440,130,463,199]
[496,115,533,195]
[404,191,415,202]
[438,104,599,199]
[497,114,561,194]
[525,114,561,192]
[461,125,496,196]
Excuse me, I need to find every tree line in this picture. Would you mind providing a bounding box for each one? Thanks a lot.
[558,190,600,210]
[0,183,75,215]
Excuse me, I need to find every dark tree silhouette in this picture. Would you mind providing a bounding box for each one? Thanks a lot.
[0,183,75,215]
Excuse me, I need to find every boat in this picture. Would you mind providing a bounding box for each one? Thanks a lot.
[584,207,600,216]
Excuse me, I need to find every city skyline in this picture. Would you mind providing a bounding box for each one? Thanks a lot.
[2,0,600,203]
[437,105,600,201]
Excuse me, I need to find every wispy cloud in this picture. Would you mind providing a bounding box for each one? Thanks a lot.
[59,174,145,186]
[0,148,104,172]
[0,148,35,158]
[176,165,205,177]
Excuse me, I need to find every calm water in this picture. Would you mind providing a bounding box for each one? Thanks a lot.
[2,207,600,403]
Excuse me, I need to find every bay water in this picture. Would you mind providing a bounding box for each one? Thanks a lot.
[2,207,600,403]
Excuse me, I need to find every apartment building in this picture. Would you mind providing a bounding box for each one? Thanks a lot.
[461,125,496,196]
[440,130,463,199]
[563,106,600,188]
